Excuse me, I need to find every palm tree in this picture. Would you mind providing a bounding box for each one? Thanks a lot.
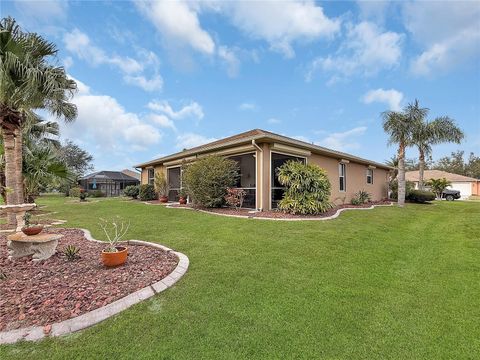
[426,178,451,199]
[0,17,76,223]
[382,101,425,207]
[412,112,464,189]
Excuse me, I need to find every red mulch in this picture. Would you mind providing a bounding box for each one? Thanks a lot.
[0,228,178,331]
[183,201,392,219]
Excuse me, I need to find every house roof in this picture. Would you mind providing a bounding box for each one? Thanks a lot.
[135,128,392,170]
[80,171,140,182]
[121,169,141,180]
[405,170,479,182]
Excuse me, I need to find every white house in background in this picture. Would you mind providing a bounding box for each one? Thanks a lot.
[405,170,480,199]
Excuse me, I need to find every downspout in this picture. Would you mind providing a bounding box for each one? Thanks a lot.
[252,140,263,211]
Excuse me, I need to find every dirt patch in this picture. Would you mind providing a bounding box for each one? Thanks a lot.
[0,228,178,331]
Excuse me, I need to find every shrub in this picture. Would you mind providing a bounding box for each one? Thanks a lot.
[351,190,371,205]
[389,180,414,200]
[277,161,332,215]
[69,187,82,197]
[88,190,105,198]
[407,190,436,203]
[139,184,157,201]
[182,155,239,208]
[79,189,87,201]
[224,187,246,209]
[63,245,80,261]
[123,185,140,199]
[154,172,169,198]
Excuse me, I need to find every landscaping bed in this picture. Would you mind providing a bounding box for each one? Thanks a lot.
[0,228,178,332]
[171,200,392,219]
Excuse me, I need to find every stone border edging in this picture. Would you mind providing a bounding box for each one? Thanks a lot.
[165,203,394,221]
[0,229,189,345]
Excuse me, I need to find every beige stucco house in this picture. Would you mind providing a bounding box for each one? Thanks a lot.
[135,129,392,210]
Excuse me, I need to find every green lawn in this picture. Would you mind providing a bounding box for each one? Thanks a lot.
[1,197,479,359]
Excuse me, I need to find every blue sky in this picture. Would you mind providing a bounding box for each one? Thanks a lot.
[4,0,480,171]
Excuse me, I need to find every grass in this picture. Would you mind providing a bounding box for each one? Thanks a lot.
[1,197,479,359]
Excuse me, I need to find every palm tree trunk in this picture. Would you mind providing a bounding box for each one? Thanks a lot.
[418,148,425,190]
[3,131,17,225]
[397,143,406,207]
[14,127,24,204]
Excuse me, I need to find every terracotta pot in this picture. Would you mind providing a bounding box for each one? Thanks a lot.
[101,246,128,267]
[159,196,168,203]
[179,196,187,205]
[21,225,44,236]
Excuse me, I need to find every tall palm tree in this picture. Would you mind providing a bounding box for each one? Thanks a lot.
[0,17,76,223]
[412,114,464,189]
[382,100,425,207]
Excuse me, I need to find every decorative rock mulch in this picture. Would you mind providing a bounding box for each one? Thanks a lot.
[168,201,393,220]
[0,228,180,336]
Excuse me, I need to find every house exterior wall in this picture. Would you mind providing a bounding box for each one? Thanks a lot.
[139,141,389,209]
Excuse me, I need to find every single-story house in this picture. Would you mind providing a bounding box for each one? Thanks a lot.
[135,129,392,210]
[405,169,480,199]
[79,170,140,197]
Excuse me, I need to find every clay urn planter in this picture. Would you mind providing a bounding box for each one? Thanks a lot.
[101,246,128,267]
[21,225,44,236]
[159,195,168,203]
[179,196,187,205]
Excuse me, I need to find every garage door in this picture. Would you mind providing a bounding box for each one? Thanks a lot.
[448,182,472,199]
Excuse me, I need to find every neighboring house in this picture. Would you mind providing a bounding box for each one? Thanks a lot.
[79,171,140,197]
[135,129,392,210]
[121,168,141,181]
[405,170,480,199]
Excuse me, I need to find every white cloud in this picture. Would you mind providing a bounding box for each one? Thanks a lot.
[62,56,74,70]
[403,1,480,76]
[148,114,176,130]
[60,77,161,152]
[124,74,163,92]
[318,126,367,151]
[267,118,281,124]
[222,1,340,58]
[147,100,204,120]
[306,21,403,82]
[14,0,68,20]
[218,46,241,77]
[64,29,163,91]
[362,88,404,111]
[176,133,217,150]
[357,0,390,24]
[239,102,257,111]
[135,0,215,55]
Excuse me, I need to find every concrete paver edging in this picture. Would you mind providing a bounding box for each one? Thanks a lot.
[0,228,189,345]
[164,202,394,221]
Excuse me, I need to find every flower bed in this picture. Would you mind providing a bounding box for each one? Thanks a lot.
[0,228,178,332]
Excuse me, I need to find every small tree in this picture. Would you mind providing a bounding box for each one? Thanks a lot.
[182,156,238,208]
[426,178,451,199]
[224,187,246,209]
[154,172,168,198]
[277,161,332,215]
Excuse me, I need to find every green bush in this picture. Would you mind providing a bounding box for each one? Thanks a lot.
[182,155,239,208]
[88,190,105,198]
[123,185,140,199]
[277,161,332,215]
[389,180,415,200]
[351,190,371,205]
[69,187,82,197]
[407,190,436,203]
[139,184,157,201]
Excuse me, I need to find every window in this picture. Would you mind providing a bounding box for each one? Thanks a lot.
[167,167,181,202]
[271,153,306,208]
[366,168,374,184]
[339,163,346,191]
[147,168,154,185]
[228,153,256,208]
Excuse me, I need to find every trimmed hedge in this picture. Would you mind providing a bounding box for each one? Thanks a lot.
[88,190,105,198]
[407,190,436,203]
[123,185,140,199]
[139,184,157,201]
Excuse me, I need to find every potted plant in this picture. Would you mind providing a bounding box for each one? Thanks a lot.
[21,211,43,236]
[154,172,169,203]
[99,218,130,267]
[178,188,188,205]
